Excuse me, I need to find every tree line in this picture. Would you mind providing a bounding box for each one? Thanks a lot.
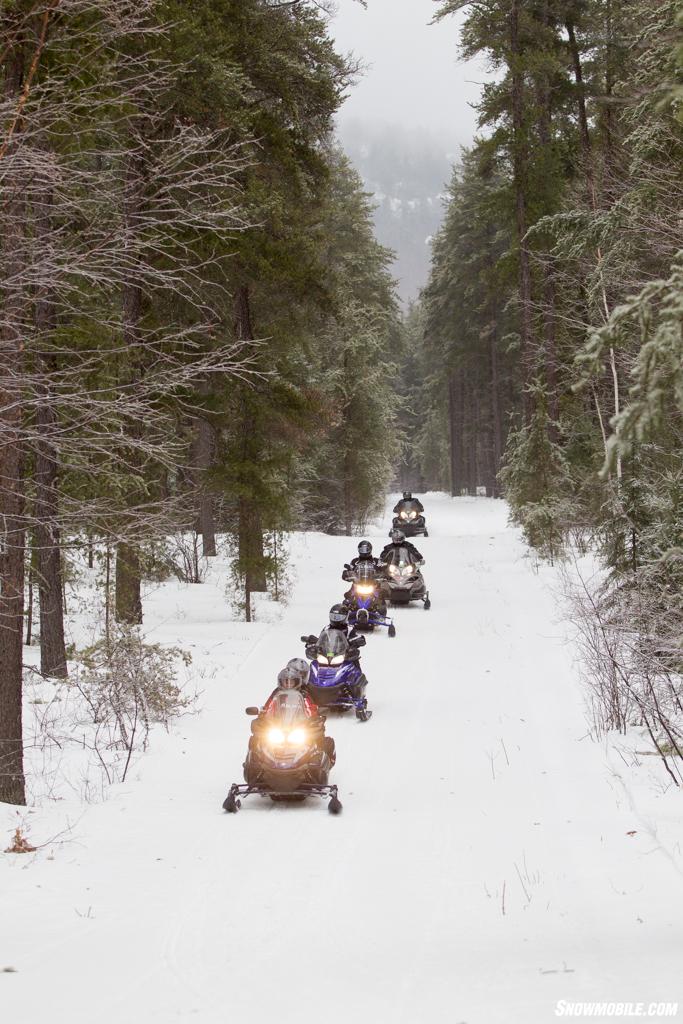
[0,0,399,806]
[400,0,683,771]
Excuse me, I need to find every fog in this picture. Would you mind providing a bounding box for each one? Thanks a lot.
[329,0,485,303]
[331,0,482,152]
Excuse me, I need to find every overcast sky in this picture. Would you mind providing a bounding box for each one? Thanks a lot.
[330,0,483,152]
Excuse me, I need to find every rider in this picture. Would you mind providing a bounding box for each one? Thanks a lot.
[261,661,335,762]
[263,658,318,715]
[379,528,425,566]
[393,491,424,514]
[343,540,384,579]
[328,603,353,633]
[303,605,366,660]
[342,546,388,616]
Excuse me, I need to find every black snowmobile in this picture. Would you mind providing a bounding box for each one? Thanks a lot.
[342,560,396,637]
[223,689,341,814]
[391,494,428,537]
[382,545,431,610]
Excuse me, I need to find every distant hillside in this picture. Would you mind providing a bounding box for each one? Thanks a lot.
[340,120,456,305]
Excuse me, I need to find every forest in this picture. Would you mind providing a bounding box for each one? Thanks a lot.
[0,0,402,806]
[1,0,682,802]
[2,2,683,1018]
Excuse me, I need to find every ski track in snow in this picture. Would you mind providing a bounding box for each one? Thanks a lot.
[2,495,682,1023]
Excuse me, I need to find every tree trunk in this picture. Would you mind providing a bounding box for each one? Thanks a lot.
[489,310,503,496]
[196,415,217,558]
[234,285,267,594]
[534,28,560,433]
[448,372,461,496]
[192,378,217,558]
[34,192,68,678]
[472,376,482,492]
[465,372,476,494]
[510,0,534,423]
[115,541,142,625]
[238,498,267,621]
[0,52,27,804]
[114,155,145,624]
[566,18,592,181]
[34,412,68,675]
[25,545,34,646]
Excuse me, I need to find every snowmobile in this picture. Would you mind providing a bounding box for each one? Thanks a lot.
[382,545,431,610]
[342,560,396,637]
[223,688,342,814]
[301,627,373,721]
[391,495,428,538]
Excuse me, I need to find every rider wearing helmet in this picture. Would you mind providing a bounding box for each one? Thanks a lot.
[264,659,318,716]
[341,543,389,613]
[327,602,359,637]
[393,491,424,515]
[280,657,310,689]
[328,603,348,628]
[302,604,366,663]
[260,662,335,763]
[343,540,384,579]
[379,528,424,565]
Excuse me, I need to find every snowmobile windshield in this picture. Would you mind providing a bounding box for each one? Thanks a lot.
[355,561,377,583]
[316,627,349,660]
[268,689,310,727]
[396,499,422,518]
[386,546,417,569]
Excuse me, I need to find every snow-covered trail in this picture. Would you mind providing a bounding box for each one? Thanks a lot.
[3,495,682,1023]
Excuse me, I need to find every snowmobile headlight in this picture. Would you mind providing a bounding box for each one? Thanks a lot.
[399,510,409,520]
[408,510,417,519]
[355,584,375,596]
[330,654,344,666]
[317,654,329,665]
[287,727,306,746]
[388,564,400,577]
[267,727,286,746]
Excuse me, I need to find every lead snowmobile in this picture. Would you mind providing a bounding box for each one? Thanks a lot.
[391,492,428,537]
[223,676,341,814]
[301,626,372,721]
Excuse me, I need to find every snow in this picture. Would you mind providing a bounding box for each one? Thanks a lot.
[2,494,682,1023]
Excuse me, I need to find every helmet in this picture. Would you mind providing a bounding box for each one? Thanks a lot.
[391,529,406,544]
[282,657,310,689]
[357,540,373,558]
[277,658,311,690]
[276,663,305,688]
[277,663,303,689]
[402,491,412,500]
[328,603,348,627]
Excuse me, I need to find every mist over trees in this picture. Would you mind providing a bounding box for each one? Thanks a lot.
[341,120,454,304]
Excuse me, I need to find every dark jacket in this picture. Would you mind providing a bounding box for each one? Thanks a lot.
[379,541,424,564]
[393,497,424,514]
[343,555,383,580]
